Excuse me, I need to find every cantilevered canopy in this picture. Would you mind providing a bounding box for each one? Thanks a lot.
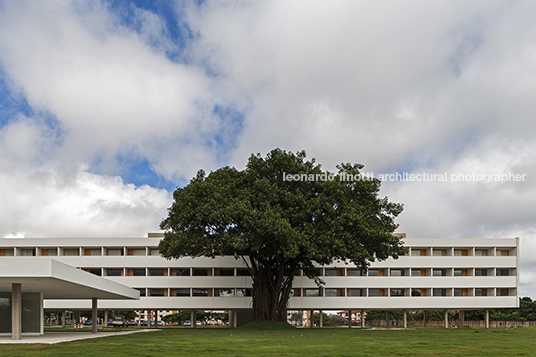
[0,258,139,300]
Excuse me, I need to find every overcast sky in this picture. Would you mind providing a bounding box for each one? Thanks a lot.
[0,0,534,297]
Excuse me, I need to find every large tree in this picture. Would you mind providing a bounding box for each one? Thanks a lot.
[159,149,405,321]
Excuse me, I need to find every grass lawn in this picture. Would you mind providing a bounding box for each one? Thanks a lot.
[3,322,535,357]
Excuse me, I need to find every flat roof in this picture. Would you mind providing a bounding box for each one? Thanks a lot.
[0,258,139,300]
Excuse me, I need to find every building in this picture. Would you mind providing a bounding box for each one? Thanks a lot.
[0,234,519,332]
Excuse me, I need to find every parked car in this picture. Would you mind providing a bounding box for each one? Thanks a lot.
[111,316,128,327]
[83,320,92,325]
[183,320,191,326]
[140,320,148,326]
[128,320,138,326]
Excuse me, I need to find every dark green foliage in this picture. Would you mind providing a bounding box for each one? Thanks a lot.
[159,149,404,321]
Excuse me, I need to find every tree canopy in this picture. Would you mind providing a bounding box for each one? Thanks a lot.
[159,148,405,321]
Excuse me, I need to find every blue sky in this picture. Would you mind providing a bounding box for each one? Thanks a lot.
[0,0,534,297]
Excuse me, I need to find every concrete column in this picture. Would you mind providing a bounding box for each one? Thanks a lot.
[191,310,197,328]
[104,310,108,327]
[460,310,465,327]
[386,311,390,327]
[40,292,44,335]
[348,310,352,328]
[61,309,66,328]
[12,283,22,340]
[485,309,489,329]
[227,310,233,328]
[319,310,323,328]
[403,310,407,328]
[91,298,98,334]
[423,311,427,328]
[155,310,158,328]
[444,310,448,328]
[360,310,365,328]
[309,310,313,327]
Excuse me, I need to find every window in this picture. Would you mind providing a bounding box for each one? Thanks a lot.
[88,268,102,276]
[149,269,165,276]
[368,289,384,297]
[475,289,488,296]
[236,268,250,276]
[411,269,422,277]
[86,249,101,256]
[433,269,447,276]
[175,288,190,297]
[21,249,35,256]
[0,249,14,256]
[174,268,190,276]
[497,250,510,256]
[149,249,159,256]
[192,268,210,276]
[149,289,165,297]
[107,249,122,256]
[433,289,447,297]
[411,249,426,256]
[390,269,405,276]
[42,249,57,256]
[64,249,79,256]
[496,269,509,276]
[129,249,145,256]
[107,269,122,276]
[411,289,422,297]
[304,289,321,297]
[192,289,209,297]
[433,249,446,256]
[454,269,467,276]
[324,289,343,297]
[368,269,385,276]
[347,289,364,297]
[215,268,234,276]
[135,288,146,297]
[454,288,467,297]
[475,269,488,276]
[347,269,362,276]
[217,288,234,297]
[133,269,146,276]
[475,249,488,256]
[391,289,404,297]
[496,288,509,296]
[236,288,252,297]
[454,249,467,256]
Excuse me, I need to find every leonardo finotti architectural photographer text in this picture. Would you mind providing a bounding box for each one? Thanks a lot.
[282,172,527,184]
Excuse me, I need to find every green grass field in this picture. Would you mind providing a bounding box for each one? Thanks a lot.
[3,322,535,357]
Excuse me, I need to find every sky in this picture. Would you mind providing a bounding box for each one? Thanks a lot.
[0,0,534,297]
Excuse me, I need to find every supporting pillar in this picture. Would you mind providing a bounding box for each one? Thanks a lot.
[191,310,197,328]
[460,310,465,327]
[227,310,233,328]
[386,311,390,327]
[444,310,448,328]
[360,310,365,328]
[423,311,427,328]
[403,310,407,328]
[319,310,323,328]
[485,309,489,329]
[104,310,108,328]
[348,310,352,328]
[91,298,98,334]
[309,310,314,327]
[155,310,158,328]
[61,309,66,328]
[12,283,22,340]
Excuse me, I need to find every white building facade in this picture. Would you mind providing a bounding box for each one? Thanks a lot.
[0,234,519,326]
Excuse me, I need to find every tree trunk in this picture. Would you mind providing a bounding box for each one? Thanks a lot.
[250,259,295,321]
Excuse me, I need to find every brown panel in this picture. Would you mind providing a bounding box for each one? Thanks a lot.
[420,249,426,256]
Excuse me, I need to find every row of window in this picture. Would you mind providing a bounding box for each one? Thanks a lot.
[0,247,515,257]
[81,267,515,277]
[133,287,515,298]
[0,248,159,257]
[409,248,513,257]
